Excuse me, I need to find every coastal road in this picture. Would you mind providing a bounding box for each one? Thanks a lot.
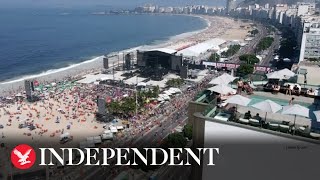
[259,29,281,66]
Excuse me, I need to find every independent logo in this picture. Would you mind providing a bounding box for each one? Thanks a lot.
[11,144,36,169]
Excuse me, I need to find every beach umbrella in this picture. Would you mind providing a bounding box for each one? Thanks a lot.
[266,68,295,80]
[282,104,310,128]
[252,99,282,113]
[207,84,236,95]
[251,99,283,122]
[224,95,251,106]
[313,111,320,122]
[209,73,237,85]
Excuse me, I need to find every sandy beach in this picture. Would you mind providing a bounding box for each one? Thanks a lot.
[0,15,251,95]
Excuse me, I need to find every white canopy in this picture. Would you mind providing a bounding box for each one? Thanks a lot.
[167,89,176,94]
[15,93,23,97]
[266,68,295,79]
[209,73,237,85]
[282,104,310,118]
[251,99,282,113]
[159,94,170,100]
[169,87,181,93]
[163,91,172,96]
[137,82,147,87]
[207,84,236,95]
[109,126,118,133]
[116,126,124,130]
[224,95,251,106]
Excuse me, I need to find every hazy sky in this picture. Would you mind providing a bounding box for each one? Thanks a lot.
[0,0,227,8]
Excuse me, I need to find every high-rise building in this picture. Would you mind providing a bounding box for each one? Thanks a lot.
[226,0,237,13]
[299,18,320,62]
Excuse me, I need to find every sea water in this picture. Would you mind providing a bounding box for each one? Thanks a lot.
[0,8,207,82]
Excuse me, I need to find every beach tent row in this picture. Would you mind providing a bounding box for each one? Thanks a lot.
[157,88,182,102]
[177,38,226,57]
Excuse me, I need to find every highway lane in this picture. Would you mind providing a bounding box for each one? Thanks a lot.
[259,29,281,66]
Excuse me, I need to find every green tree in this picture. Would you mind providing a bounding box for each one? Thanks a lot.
[166,78,184,87]
[183,124,193,140]
[239,54,259,64]
[208,53,220,62]
[221,44,241,58]
[256,37,274,52]
[163,133,187,148]
[251,29,259,35]
[237,64,254,76]
[152,85,160,97]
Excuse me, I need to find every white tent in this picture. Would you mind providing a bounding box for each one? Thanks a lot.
[163,91,172,96]
[109,126,118,133]
[159,94,170,100]
[207,84,236,95]
[169,87,182,93]
[167,89,176,94]
[137,82,147,87]
[116,126,124,130]
[209,73,237,85]
[15,93,23,97]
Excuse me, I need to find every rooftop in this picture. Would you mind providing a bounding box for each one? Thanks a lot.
[177,38,226,57]
[143,48,178,55]
[193,112,320,180]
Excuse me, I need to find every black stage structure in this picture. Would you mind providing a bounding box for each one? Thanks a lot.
[137,49,183,80]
